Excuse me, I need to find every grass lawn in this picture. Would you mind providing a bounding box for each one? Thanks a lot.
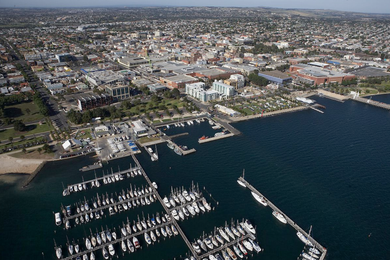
[0,137,46,150]
[2,101,45,123]
[0,123,53,141]
[76,129,92,140]
[137,136,160,144]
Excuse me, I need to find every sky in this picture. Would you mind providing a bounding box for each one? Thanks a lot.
[0,0,389,14]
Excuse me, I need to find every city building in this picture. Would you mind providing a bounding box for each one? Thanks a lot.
[55,53,73,62]
[214,104,241,117]
[85,70,125,87]
[289,64,356,85]
[104,84,131,100]
[132,120,148,137]
[224,74,245,89]
[77,94,112,111]
[257,71,293,86]
[160,74,198,89]
[212,80,235,97]
[185,82,219,102]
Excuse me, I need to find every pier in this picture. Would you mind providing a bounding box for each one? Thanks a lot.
[166,139,196,156]
[169,132,189,138]
[198,133,234,144]
[61,218,175,260]
[198,232,254,259]
[352,96,390,110]
[62,189,157,223]
[66,166,140,193]
[131,154,199,258]
[309,105,324,114]
[238,177,327,260]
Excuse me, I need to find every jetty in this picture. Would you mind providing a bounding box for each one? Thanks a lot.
[198,133,235,144]
[65,166,140,193]
[352,96,390,110]
[238,177,327,260]
[198,232,255,259]
[62,189,156,223]
[61,217,175,260]
[131,154,199,258]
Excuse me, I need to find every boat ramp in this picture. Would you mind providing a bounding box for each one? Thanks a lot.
[238,177,327,260]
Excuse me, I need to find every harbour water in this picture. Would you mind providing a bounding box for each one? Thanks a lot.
[1,96,390,260]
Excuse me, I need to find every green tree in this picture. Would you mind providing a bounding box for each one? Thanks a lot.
[22,148,26,154]
[37,147,42,154]
[20,135,25,141]
[8,136,13,144]
[25,108,31,115]
[13,120,26,131]
[171,88,180,99]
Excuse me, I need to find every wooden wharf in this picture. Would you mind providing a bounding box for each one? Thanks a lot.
[197,232,254,259]
[61,218,175,260]
[238,177,327,260]
[66,165,140,192]
[62,190,157,222]
[131,154,199,259]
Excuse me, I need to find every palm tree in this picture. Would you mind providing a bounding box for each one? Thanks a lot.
[8,137,13,145]
[37,147,42,154]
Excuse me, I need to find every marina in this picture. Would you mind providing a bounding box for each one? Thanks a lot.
[237,176,327,260]
[198,133,235,144]
[352,96,390,110]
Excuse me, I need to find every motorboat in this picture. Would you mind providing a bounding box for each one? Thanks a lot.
[192,242,201,254]
[54,212,62,226]
[309,247,321,255]
[171,224,179,236]
[90,252,95,260]
[75,244,80,253]
[192,202,200,213]
[166,225,173,237]
[101,231,107,244]
[302,253,317,260]
[85,238,92,250]
[219,228,230,242]
[251,192,267,206]
[211,236,219,247]
[161,226,167,237]
[127,239,134,252]
[197,239,207,252]
[225,226,235,240]
[82,254,88,260]
[112,231,117,240]
[150,230,157,242]
[272,211,287,224]
[102,247,109,260]
[242,240,253,252]
[237,179,246,188]
[91,236,97,247]
[238,243,247,256]
[216,234,224,245]
[226,247,237,260]
[155,228,161,237]
[144,231,152,245]
[204,237,214,250]
[68,244,74,255]
[55,247,62,259]
[96,233,102,245]
[133,236,140,249]
[108,244,115,256]
[248,239,262,253]
[243,220,256,234]
[121,240,127,252]
[106,230,112,242]
[163,197,171,208]
[231,226,240,238]
[233,245,244,259]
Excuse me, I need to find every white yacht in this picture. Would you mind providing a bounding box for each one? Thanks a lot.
[251,192,267,206]
[108,244,115,256]
[102,247,109,259]
[272,211,287,224]
[144,232,152,245]
[54,212,62,226]
[243,219,256,234]
[237,179,246,188]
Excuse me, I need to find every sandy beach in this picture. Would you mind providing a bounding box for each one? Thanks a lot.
[0,154,47,175]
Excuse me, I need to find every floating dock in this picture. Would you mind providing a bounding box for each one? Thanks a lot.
[238,177,327,260]
[79,162,103,172]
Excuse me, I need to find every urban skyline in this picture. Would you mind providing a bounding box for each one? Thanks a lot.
[0,0,389,14]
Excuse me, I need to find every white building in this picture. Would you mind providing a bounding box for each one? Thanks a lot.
[185,82,219,102]
[229,74,245,88]
[212,80,235,97]
[132,120,148,137]
[214,104,241,117]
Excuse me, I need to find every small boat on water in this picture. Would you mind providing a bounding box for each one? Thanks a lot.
[297,231,313,246]
[144,232,152,245]
[227,247,238,260]
[197,239,207,252]
[219,228,230,242]
[243,219,256,234]
[309,247,321,255]
[238,243,247,256]
[85,238,92,250]
[127,239,134,252]
[121,240,127,252]
[102,247,109,259]
[302,252,317,260]
[242,240,253,252]
[251,191,267,206]
[248,239,262,252]
[272,211,287,224]
[192,242,201,254]
[55,247,62,259]
[233,244,244,259]
[237,179,246,187]
[167,142,175,150]
[54,212,62,226]
[133,236,140,249]
[108,244,115,256]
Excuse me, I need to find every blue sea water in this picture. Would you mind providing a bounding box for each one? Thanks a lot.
[0,96,390,260]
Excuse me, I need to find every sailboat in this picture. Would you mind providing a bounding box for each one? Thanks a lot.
[237,169,246,188]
